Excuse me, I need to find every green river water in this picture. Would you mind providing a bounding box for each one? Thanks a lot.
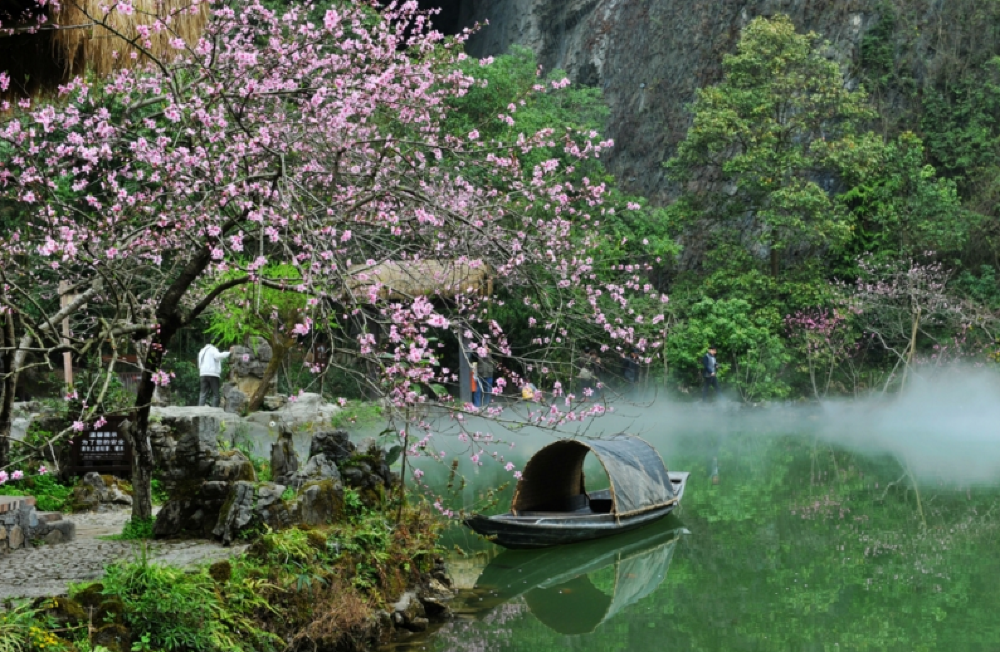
[394,396,1000,652]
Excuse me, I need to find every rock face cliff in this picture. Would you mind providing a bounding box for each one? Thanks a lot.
[449,0,1000,202]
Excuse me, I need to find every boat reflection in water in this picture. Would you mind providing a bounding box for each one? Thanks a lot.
[471,518,688,635]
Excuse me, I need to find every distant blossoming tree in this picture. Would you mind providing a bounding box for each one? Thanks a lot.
[853,256,965,393]
[0,0,665,517]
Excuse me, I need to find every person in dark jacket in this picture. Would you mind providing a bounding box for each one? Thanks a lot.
[701,346,719,402]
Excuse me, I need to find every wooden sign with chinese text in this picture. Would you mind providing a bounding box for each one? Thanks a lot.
[69,416,131,476]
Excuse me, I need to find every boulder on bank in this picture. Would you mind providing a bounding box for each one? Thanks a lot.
[70,472,133,512]
[247,392,341,429]
[270,427,299,486]
[151,410,398,543]
[309,429,355,464]
[152,414,256,539]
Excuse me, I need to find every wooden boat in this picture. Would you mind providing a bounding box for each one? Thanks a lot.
[472,519,687,634]
[465,433,689,549]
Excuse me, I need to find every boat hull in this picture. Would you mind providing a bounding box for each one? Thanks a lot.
[466,471,689,549]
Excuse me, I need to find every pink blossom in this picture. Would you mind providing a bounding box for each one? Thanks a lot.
[38,466,48,476]
[427,314,450,328]
[11,470,23,481]
[151,370,173,387]
[0,0,669,520]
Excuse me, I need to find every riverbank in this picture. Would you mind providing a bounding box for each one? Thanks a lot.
[0,498,453,652]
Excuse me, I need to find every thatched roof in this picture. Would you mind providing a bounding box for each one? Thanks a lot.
[346,260,493,302]
[2,0,207,98]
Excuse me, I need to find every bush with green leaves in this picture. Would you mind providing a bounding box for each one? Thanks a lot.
[0,472,73,512]
[667,297,790,401]
[107,517,155,541]
[99,557,243,652]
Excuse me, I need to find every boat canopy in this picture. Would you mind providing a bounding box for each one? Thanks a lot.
[511,434,675,517]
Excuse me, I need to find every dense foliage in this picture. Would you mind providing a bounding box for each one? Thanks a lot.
[661,14,996,400]
[0,1,666,516]
[0,495,442,652]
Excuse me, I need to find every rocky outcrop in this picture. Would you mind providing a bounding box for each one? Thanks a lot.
[452,0,992,209]
[70,472,133,512]
[150,413,396,543]
[270,427,299,486]
[152,413,256,539]
[211,480,255,545]
[386,561,456,641]
[249,392,342,428]
[309,429,356,464]
[221,337,275,414]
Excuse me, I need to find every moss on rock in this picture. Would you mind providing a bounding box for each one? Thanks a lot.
[93,623,132,652]
[31,596,85,627]
[210,560,233,583]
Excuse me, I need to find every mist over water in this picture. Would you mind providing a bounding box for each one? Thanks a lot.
[420,367,1000,488]
[410,372,1000,652]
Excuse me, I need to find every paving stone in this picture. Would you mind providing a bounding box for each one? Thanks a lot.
[8,525,23,550]
[0,507,246,600]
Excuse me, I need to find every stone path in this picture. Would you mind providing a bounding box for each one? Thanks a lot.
[0,508,247,600]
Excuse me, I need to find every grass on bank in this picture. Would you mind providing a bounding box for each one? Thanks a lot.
[0,490,442,652]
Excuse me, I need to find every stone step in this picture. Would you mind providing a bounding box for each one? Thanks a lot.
[0,496,35,514]
[36,512,64,523]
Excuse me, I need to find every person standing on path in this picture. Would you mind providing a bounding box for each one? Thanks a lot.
[198,343,232,407]
[474,352,495,407]
[701,346,719,402]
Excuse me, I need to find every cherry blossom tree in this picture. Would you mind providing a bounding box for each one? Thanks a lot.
[852,256,964,393]
[785,307,858,399]
[0,0,666,517]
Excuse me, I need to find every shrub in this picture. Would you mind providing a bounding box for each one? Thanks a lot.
[107,517,155,541]
[0,472,73,512]
[100,556,239,652]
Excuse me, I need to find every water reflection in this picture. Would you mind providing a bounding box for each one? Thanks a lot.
[405,429,1000,652]
[472,518,685,635]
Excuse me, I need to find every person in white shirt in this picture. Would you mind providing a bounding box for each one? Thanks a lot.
[198,343,233,407]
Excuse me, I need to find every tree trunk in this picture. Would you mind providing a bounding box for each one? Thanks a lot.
[899,306,921,392]
[129,434,155,522]
[246,334,294,413]
[0,314,15,468]
[130,331,169,521]
[807,348,820,400]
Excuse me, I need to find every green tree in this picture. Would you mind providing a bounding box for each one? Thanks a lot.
[839,132,970,260]
[666,296,790,401]
[206,264,314,413]
[667,15,882,277]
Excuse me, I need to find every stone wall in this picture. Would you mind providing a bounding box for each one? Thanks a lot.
[0,496,75,553]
